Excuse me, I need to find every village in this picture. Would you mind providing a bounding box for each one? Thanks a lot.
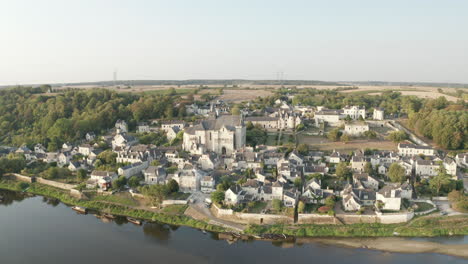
[1,95,467,228]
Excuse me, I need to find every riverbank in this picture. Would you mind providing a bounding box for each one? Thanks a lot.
[301,237,468,259]
[0,180,226,233]
[245,215,468,237]
[1,179,467,239]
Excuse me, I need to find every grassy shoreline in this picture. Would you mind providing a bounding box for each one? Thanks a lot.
[2,179,467,238]
[245,215,468,237]
[0,180,226,233]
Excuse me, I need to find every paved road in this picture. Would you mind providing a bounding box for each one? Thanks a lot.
[188,192,245,232]
[433,200,467,216]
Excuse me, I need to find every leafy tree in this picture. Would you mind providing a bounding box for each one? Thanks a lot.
[112,175,127,190]
[324,196,336,208]
[167,179,179,193]
[272,199,282,212]
[141,184,169,207]
[17,182,29,190]
[387,130,408,143]
[294,178,303,189]
[246,125,267,147]
[364,162,374,175]
[429,167,451,195]
[336,162,351,180]
[297,201,305,213]
[296,123,305,131]
[211,190,225,204]
[341,134,350,143]
[448,190,464,203]
[128,176,141,188]
[296,144,309,155]
[363,130,377,139]
[327,128,342,142]
[151,160,161,166]
[77,169,87,181]
[388,163,406,183]
[217,175,232,191]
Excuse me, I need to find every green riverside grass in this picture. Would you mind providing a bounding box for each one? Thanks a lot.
[2,179,467,238]
[0,180,225,233]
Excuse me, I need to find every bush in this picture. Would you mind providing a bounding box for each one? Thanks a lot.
[17,182,29,190]
[272,199,283,212]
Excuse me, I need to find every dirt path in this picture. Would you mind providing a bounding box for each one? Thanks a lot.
[186,202,245,232]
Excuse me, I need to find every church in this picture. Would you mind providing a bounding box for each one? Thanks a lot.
[183,114,246,155]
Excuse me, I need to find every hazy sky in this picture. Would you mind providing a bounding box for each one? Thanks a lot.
[1,0,468,85]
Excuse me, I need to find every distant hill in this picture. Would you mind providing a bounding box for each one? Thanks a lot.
[1,79,467,89]
[342,81,468,89]
[52,79,346,87]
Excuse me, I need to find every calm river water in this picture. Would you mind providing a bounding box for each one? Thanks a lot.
[0,190,465,264]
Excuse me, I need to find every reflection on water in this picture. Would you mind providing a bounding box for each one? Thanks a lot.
[0,189,466,264]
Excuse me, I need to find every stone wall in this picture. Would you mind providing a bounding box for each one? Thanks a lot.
[336,214,379,224]
[36,177,77,190]
[377,211,414,224]
[5,173,34,183]
[162,200,188,206]
[211,204,292,225]
[297,214,340,225]
[212,204,234,216]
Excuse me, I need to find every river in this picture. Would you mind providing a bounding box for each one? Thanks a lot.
[0,190,466,264]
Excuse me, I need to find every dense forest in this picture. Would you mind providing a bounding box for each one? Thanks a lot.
[0,87,188,150]
[408,98,467,150]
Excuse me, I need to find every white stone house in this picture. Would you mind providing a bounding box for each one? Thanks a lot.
[443,157,457,178]
[314,109,342,127]
[373,108,385,120]
[398,143,435,157]
[455,153,467,168]
[34,144,46,154]
[116,144,157,164]
[78,144,94,156]
[161,120,186,130]
[224,185,246,205]
[163,126,180,141]
[353,173,379,191]
[376,186,402,211]
[375,182,412,211]
[115,120,128,133]
[328,151,343,164]
[170,166,204,192]
[112,133,137,149]
[118,161,149,178]
[198,153,218,170]
[341,184,376,211]
[344,122,369,136]
[85,132,96,142]
[342,105,366,120]
[68,161,84,172]
[137,122,151,133]
[283,191,298,207]
[200,176,216,193]
[58,152,71,166]
[415,159,439,178]
[351,156,367,172]
[143,166,166,185]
